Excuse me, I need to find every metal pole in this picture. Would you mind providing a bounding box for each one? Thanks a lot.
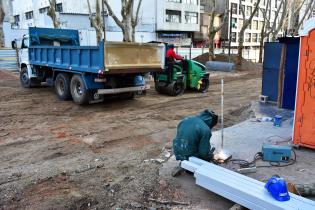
[228,8,233,63]
[189,42,192,59]
[221,78,224,150]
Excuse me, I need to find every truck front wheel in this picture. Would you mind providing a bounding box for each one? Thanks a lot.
[70,75,89,105]
[55,73,72,100]
[20,67,41,88]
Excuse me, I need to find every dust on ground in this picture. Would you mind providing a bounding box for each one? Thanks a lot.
[0,59,262,210]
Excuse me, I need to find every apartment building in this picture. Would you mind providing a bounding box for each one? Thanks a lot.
[156,0,200,45]
[9,0,200,45]
[193,0,228,47]
[228,0,283,48]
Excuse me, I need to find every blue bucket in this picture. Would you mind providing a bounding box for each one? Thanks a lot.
[273,115,282,127]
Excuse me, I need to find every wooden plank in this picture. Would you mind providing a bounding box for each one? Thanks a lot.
[181,157,315,210]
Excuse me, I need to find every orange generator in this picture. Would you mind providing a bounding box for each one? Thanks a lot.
[293,18,315,149]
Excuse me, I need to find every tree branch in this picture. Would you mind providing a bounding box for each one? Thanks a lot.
[132,0,143,28]
[104,0,124,29]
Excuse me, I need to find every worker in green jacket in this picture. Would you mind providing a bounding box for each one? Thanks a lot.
[173,109,218,161]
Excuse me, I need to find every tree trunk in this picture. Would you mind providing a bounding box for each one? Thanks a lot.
[47,0,60,28]
[237,29,245,65]
[122,24,132,42]
[0,1,5,47]
[259,24,266,63]
[208,33,216,61]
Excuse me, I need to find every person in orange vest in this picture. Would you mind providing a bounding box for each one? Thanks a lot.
[165,44,184,83]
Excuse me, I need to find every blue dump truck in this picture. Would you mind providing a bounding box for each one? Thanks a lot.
[13,27,165,105]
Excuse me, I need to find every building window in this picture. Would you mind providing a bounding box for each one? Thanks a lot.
[231,3,238,15]
[258,21,264,30]
[55,3,63,12]
[260,9,265,18]
[231,32,237,42]
[183,0,198,5]
[232,18,237,29]
[239,4,245,15]
[258,33,261,42]
[166,10,181,23]
[14,15,20,23]
[252,20,258,30]
[247,22,252,29]
[246,6,252,16]
[25,11,33,20]
[185,12,198,24]
[39,7,49,14]
[239,19,243,29]
[252,33,258,42]
[167,0,182,2]
[245,33,251,42]
[200,5,205,13]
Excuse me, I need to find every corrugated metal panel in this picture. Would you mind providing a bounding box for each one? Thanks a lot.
[0,49,18,71]
[262,43,284,102]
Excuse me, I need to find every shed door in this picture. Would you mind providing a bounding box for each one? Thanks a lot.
[282,40,299,110]
[262,43,284,102]
[299,30,315,146]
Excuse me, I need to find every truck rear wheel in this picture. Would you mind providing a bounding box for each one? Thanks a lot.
[70,75,89,105]
[55,73,72,100]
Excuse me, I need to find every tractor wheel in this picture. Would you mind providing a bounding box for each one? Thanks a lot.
[55,73,72,101]
[168,77,185,96]
[70,75,90,105]
[198,77,210,93]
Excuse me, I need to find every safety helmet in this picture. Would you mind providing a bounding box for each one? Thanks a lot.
[265,176,290,202]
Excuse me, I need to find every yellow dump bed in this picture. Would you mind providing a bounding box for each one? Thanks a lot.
[104,42,165,74]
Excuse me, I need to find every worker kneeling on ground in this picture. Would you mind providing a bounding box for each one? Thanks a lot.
[173,109,218,162]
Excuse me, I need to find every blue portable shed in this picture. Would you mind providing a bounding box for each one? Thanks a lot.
[261,37,300,110]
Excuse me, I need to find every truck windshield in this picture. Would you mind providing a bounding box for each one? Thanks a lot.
[22,38,29,48]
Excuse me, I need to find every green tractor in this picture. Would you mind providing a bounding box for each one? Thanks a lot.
[154,58,210,96]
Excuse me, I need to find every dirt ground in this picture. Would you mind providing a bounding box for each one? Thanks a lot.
[0,61,262,210]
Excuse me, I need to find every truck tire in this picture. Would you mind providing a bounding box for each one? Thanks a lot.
[70,75,89,105]
[55,73,72,100]
[20,67,41,88]
[20,67,31,88]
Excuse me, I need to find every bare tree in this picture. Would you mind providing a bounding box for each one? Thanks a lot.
[271,0,288,41]
[87,0,103,44]
[207,0,227,61]
[47,0,60,28]
[258,0,287,63]
[237,0,262,65]
[293,0,315,35]
[0,0,4,47]
[104,0,143,42]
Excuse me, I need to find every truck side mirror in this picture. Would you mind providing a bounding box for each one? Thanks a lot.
[11,40,17,49]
